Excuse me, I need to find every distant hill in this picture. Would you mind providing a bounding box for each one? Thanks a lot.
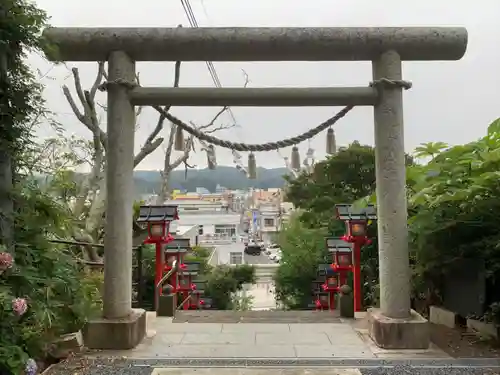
[133,166,290,195]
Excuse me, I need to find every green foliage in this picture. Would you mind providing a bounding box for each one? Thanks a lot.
[0,3,103,373]
[205,264,256,310]
[284,142,380,230]
[407,120,500,309]
[184,246,213,275]
[1,0,48,156]
[1,184,99,374]
[273,214,328,309]
[232,295,254,311]
[138,245,156,310]
[279,141,414,308]
[278,142,387,308]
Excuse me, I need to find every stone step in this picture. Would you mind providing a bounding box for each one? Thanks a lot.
[172,310,341,323]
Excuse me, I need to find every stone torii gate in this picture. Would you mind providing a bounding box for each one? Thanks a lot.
[43,26,467,350]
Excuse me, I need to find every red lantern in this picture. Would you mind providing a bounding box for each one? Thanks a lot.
[336,251,352,267]
[348,221,366,238]
[327,277,338,289]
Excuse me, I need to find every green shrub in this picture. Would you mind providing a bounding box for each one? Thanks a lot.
[273,214,328,309]
[205,264,256,310]
[0,185,99,375]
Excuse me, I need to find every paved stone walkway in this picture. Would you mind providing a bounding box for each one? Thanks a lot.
[83,312,447,360]
[45,312,500,374]
[247,279,276,310]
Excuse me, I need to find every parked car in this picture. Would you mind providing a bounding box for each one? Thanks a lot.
[269,249,281,261]
[244,240,262,256]
[265,243,280,255]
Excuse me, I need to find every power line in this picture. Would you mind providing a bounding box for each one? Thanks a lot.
[179,0,250,177]
[180,0,237,124]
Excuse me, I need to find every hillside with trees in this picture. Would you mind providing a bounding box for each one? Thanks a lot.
[133,166,290,194]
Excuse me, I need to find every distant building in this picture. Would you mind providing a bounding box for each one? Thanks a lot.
[164,198,238,238]
[258,202,281,243]
[163,199,228,213]
[215,184,227,194]
[196,187,210,194]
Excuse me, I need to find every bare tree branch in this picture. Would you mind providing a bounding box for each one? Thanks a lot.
[90,62,105,100]
[62,66,108,150]
[133,137,164,168]
[134,60,182,169]
[168,107,236,172]
[241,69,250,88]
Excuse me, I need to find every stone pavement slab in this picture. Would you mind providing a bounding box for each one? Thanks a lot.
[82,313,453,362]
[182,332,255,344]
[88,318,376,360]
[155,323,223,333]
[222,322,291,333]
[256,332,332,345]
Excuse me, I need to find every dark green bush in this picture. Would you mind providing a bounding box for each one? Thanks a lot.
[0,184,98,375]
[205,264,256,310]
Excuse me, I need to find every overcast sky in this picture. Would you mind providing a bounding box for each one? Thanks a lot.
[31,0,500,170]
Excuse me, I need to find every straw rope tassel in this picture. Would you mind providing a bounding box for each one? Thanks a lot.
[174,126,185,151]
[326,128,336,155]
[248,153,257,179]
[290,146,301,170]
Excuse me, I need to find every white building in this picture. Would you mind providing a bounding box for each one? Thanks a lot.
[163,199,229,213]
[177,213,241,237]
[258,202,281,244]
[175,224,200,246]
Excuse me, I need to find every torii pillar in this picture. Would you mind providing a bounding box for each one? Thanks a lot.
[43,26,467,350]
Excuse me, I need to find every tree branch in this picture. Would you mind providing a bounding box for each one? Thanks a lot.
[168,105,235,171]
[135,61,182,168]
[62,65,108,150]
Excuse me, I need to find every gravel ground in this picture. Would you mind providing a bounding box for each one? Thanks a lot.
[430,323,500,358]
[45,358,500,375]
[360,366,500,375]
[47,366,153,375]
[46,364,500,375]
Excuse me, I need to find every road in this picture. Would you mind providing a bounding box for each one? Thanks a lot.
[213,242,274,265]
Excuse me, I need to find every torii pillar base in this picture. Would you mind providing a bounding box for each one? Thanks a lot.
[367,308,430,349]
[82,309,147,350]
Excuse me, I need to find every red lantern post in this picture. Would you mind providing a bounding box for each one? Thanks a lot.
[335,204,377,312]
[325,238,353,310]
[164,238,190,305]
[137,205,179,303]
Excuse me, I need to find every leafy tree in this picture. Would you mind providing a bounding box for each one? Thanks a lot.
[1,0,47,248]
[205,264,256,310]
[274,213,328,309]
[284,142,379,230]
[1,2,102,373]
[413,141,449,159]
[278,142,412,308]
[407,118,500,314]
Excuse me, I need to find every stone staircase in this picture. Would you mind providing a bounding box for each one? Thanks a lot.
[172,310,341,323]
